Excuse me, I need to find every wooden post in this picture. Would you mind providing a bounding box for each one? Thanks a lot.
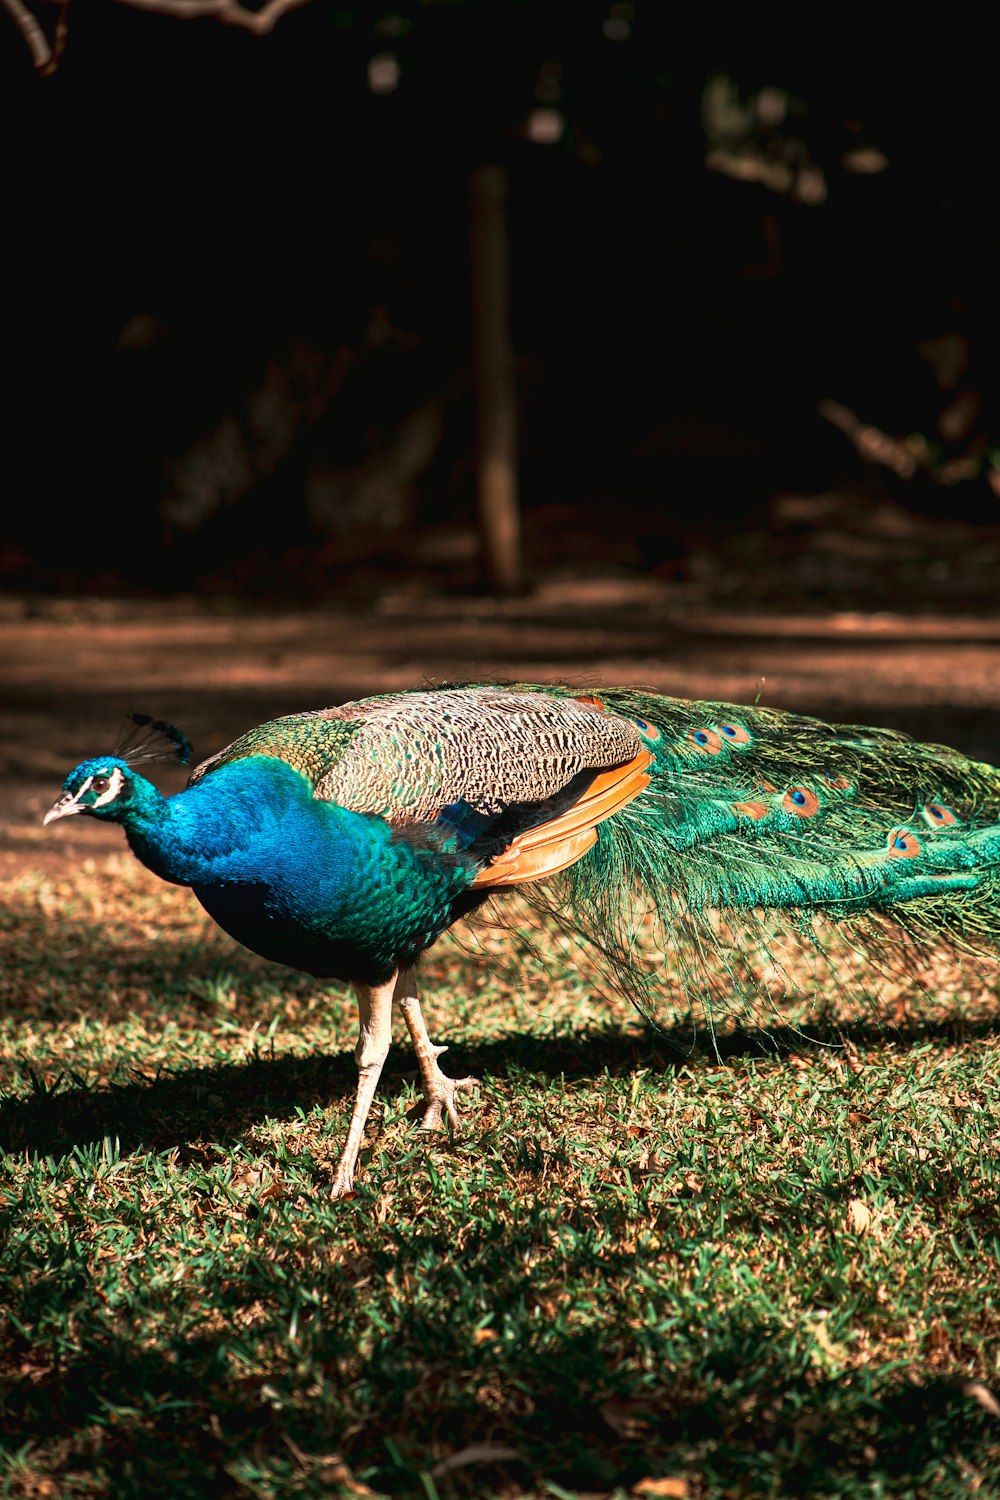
[470,163,522,593]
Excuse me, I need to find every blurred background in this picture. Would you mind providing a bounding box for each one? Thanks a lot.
[3,3,999,610]
[5,4,1000,874]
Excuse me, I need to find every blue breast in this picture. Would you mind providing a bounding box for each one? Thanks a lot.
[144,757,475,986]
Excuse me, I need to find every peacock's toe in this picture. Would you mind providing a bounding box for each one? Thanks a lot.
[408,1071,479,1132]
[329,1159,357,1198]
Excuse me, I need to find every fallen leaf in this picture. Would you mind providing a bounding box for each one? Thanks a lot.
[430,1444,524,1476]
[632,1478,689,1498]
[845,1198,871,1235]
[315,1460,378,1495]
[961,1380,1000,1418]
[927,1321,950,1365]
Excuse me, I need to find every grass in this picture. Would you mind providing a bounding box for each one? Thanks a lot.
[2,858,1000,1498]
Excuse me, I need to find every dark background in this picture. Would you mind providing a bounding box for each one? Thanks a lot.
[3,5,999,605]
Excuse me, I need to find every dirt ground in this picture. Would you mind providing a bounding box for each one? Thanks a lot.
[4,559,1000,878]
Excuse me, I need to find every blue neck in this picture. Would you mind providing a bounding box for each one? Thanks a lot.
[120,758,375,890]
[115,756,477,986]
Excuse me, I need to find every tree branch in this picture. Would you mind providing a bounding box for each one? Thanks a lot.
[3,0,311,72]
[1,0,53,70]
[109,0,311,34]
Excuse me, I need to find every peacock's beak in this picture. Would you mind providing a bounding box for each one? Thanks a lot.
[43,791,84,826]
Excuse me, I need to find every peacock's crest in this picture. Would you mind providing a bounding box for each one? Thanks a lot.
[114,713,192,767]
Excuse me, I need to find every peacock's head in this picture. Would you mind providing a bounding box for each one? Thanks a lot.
[44,757,138,824]
[43,715,191,827]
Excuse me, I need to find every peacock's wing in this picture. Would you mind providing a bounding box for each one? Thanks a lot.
[190,686,644,824]
[314,687,647,822]
[187,706,364,791]
[458,748,653,888]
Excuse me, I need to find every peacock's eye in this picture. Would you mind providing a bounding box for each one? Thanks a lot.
[90,775,111,795]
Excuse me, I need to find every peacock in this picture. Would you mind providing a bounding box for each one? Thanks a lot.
[44,684,1000,1195]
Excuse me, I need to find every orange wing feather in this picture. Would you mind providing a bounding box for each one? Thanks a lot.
[472,750,652,889]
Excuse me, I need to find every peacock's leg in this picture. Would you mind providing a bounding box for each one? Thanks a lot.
[397,978,478,1131]
[329,970,397,1197]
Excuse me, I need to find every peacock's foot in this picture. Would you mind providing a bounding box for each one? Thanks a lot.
[397,992,479,1132]
[407,1047,479,1131]
[329,1158,356,1199]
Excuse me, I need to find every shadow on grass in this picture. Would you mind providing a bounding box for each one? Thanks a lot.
[1,1235,995,1497]
[3,1008,1000,1162]
[5,889,1000,1161]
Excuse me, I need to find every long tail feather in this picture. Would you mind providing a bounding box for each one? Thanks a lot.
[506,686,1000,1033]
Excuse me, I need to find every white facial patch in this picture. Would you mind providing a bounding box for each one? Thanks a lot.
[90,767,125,807]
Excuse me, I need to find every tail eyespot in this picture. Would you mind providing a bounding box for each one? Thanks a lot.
[688,728,723,756]
[634,717,661,741]
[783,787,820,817]
[718,722,751,745]
[922,802,958,828]
[820,774,852,792]
[888,827,922,860]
